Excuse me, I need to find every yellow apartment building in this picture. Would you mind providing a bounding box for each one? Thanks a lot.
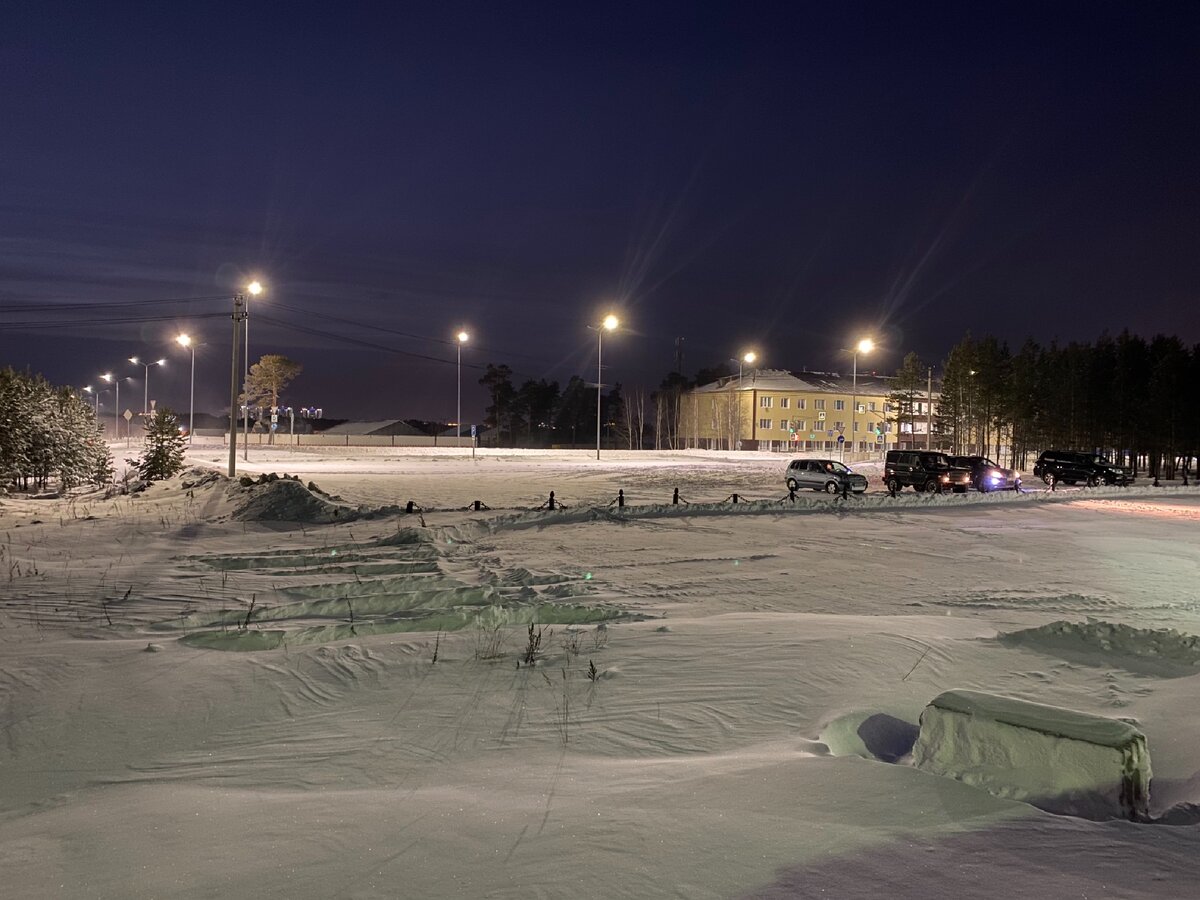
[679,369,941,454]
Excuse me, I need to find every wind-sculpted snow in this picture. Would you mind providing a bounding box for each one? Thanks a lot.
[998,619,1200,677]
[167,524,629,651]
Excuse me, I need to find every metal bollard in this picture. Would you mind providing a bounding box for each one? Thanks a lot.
[672,487,680,505]
[473,499,483,511]
[548,490,556,510]
[617,489,625,508]
[731,493,740,504]
[405,500,416,514]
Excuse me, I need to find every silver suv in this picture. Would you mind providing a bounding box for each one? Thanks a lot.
[785,459,869,494]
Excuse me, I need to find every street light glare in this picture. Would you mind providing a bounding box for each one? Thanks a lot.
[856,338,875,354]
[603,314,619,331]
[247,281,263,296]
[128,356,139,364]
[176,334,191,347]
[743,351,757,364]
[457,330,469,343]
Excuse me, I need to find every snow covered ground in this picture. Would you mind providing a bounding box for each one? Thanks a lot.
[3,444,1200,898]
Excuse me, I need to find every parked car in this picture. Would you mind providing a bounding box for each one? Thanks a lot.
[1032,450,1133,486]
[883,450,972,493]
[785,458,869,494]
[948,455,1021,492]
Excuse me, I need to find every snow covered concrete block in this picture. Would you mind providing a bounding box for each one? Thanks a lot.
[912,689,1151,821]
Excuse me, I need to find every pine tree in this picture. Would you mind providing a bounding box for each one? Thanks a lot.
[136,408,186,481]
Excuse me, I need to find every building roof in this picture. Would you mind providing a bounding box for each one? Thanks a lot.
[317,419,428,436]
[691,368,908,396]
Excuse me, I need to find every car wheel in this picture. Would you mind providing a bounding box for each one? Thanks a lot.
[825,481,840,494]
[886,477,901,494]
[976,478,988,493]
[1087,475,1099,487]
[1042,473,1053,485]
[786,478,798,491]
[924,478,940,494]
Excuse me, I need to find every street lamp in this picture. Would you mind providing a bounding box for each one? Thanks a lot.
[176,334,196,444]
[81,386,99,415]
[456,330,469,449]
[846,338,874,461]
[243,280,263,461]
[738,351,757,382]
[100,372,124,441]
[128,357,166,418]
[592,314,619,460]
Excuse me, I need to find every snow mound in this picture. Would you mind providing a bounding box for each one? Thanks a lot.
[998,619,1200,677]
[230,476,356,522]
[913,689,1152,821]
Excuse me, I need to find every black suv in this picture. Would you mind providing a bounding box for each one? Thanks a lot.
[948,455,1021,493]
[884,450,972,493]
[1033,451,1133,486]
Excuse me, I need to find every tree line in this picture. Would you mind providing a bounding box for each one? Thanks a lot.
[886,332,1199,477]
[0,367,113,492]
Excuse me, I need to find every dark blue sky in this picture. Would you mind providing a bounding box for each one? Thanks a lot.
[2,2,1198,421]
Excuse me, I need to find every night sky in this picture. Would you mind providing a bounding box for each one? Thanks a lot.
[3,3,1198,422]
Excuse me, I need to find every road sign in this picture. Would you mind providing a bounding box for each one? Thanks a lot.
[837,435,845,444]
[470,424,477,437]
[271,413,279,423]
[817,411,826,421]
[809,433,815,440]
[876,434,884,442]
[826,430,833,437]
[123,409,133,421]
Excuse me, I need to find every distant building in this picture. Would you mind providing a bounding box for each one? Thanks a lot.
[681,369,943,453]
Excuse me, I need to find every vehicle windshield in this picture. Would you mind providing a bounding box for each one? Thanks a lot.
[1093,455,1112,466]
[981,458,999,468]
[825,461,850,474]
[928,454,951,467]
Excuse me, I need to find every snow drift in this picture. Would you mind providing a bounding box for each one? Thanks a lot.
[913,689,1152,821]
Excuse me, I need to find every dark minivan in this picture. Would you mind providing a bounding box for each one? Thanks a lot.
[884,450,972,493]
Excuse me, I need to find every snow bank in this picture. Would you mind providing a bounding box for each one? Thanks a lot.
[999,619,1200,677]
[912,689,1151,821]
[228,473,403,522]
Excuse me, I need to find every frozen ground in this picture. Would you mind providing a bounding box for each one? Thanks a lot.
[2,444,1199,898]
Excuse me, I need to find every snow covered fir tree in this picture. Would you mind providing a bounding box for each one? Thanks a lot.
[0,367,112,493]
[133,408,186,481]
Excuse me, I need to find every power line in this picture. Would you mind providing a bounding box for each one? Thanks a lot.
[0,294,229,314]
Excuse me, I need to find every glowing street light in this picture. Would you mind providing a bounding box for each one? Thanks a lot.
[456,330,469,449]
[591,315,619,460]
[81,385,99,415]
[128,356,166,418]
[845,337,874,461]
[176,334,196,444]
[243,280,264,461]
[739,351,757,381]
[100,372,126,441]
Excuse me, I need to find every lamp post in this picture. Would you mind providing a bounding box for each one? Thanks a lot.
[81,386,99,415]
[846,338,874,461]
[129,357,166,418]
[228,292,247,477]
[729,352,757,450]
[176,334,196,444]
[243,280,263,461]
[100,372,122,441]
[456,330,469,449]
[593,314,619,460]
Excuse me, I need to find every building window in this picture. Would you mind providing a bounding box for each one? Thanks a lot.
[759,418,773,430]
[796,420,806,431]
[834,421,845,430]
[780,397,790,409]
[760,396,773,408]
[796,398,806,410]
[869,401,877,411]
[835,399,845,410]
[853,421,859,432]
[814,399,825,410]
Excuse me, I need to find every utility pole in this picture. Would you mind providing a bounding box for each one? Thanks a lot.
[228,293,245,477]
